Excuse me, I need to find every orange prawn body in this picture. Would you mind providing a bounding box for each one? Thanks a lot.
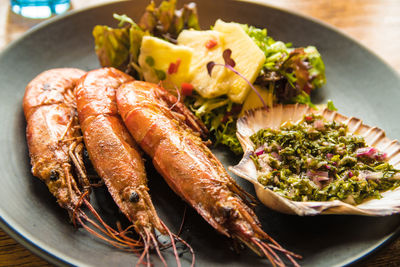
[117,81,300,266]
[75,67,165,235]
[74,68,191,266]
[23,68,89,216]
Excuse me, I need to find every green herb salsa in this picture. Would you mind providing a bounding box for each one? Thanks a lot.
[250,114,400,204]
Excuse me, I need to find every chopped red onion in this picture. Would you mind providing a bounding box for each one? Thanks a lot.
[313,119,325,130]
[255,150,265,156]
[255,144,268,156]
[306,170,329,181]
[325,164,331,170]
[356,147,387,161]
[375,152,387,161]
[390,173,400,180]
[306,170,330,189]
[356,147,377,158]
[359,170,383,180]
[271,152,281,160]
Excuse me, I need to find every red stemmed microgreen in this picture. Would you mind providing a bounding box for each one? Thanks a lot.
[206,49,267,110]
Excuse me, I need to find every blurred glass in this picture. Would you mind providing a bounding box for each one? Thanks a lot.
[10,0,71,19]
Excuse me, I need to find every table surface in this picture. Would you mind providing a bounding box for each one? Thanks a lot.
[0,0,399,266]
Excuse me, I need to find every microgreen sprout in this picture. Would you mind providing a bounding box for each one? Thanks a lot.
[113,13,136,27]
[207,49,267,110]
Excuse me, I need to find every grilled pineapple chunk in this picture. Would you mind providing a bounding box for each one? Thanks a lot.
[178,30,230,98]
[213,20,265,103]
[138,36,193,90]
[177,20,265,103]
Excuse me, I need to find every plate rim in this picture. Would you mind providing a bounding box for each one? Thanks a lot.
[1,0,399,266]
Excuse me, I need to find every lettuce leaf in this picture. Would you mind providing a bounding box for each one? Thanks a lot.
[93,25,131,70]
[139,0,200,39]
[93,15,147,79]
[185,94,243,154]
[93,0,200,78]
[242,24,326,106]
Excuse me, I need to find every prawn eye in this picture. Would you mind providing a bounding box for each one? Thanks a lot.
[129,191,140,203]
[50,170,59,181]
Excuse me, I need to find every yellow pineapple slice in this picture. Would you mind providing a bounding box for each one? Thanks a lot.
[178,29,231,98]
[213,20,265,103]
[177,20,265,103]
[138,36,193,90]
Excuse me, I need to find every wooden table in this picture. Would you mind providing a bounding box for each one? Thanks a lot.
[0,0,399,266]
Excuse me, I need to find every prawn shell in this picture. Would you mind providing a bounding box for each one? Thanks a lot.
[229,103,400,216]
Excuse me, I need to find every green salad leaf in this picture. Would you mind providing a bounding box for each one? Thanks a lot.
[327,99,338,111]
[184,25,327,155]
[93,25,131,71]
[185,94,243,154]
[140,0,200,39]
[93,0,200,78]
[92,4,328,156]
[93,14,146,79]
[242,24,326,105]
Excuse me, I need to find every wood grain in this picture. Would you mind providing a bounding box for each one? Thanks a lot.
[0,0,399,266]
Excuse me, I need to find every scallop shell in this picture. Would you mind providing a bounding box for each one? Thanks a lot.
[229,104,400,216]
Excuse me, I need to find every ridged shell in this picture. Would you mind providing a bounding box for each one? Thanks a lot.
[229,104,400,216]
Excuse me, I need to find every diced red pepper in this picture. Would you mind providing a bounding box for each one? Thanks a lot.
[175,59,181,72]
[167,58,181,75]
[168,63,175,75]
[181,83,194,96]
[305,115,313,122]
[205,39,218,49]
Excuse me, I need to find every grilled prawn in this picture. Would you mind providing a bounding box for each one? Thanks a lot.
[116,80,301,266]
[75,68,191,265]
[23,68,148,254]
[23,68,89,217]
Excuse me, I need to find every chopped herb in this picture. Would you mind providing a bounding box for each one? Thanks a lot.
[145,56,155,67]
[250,114,400,204]
[155,69,166,80]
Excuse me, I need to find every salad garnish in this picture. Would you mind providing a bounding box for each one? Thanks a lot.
[92,0,328,154]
